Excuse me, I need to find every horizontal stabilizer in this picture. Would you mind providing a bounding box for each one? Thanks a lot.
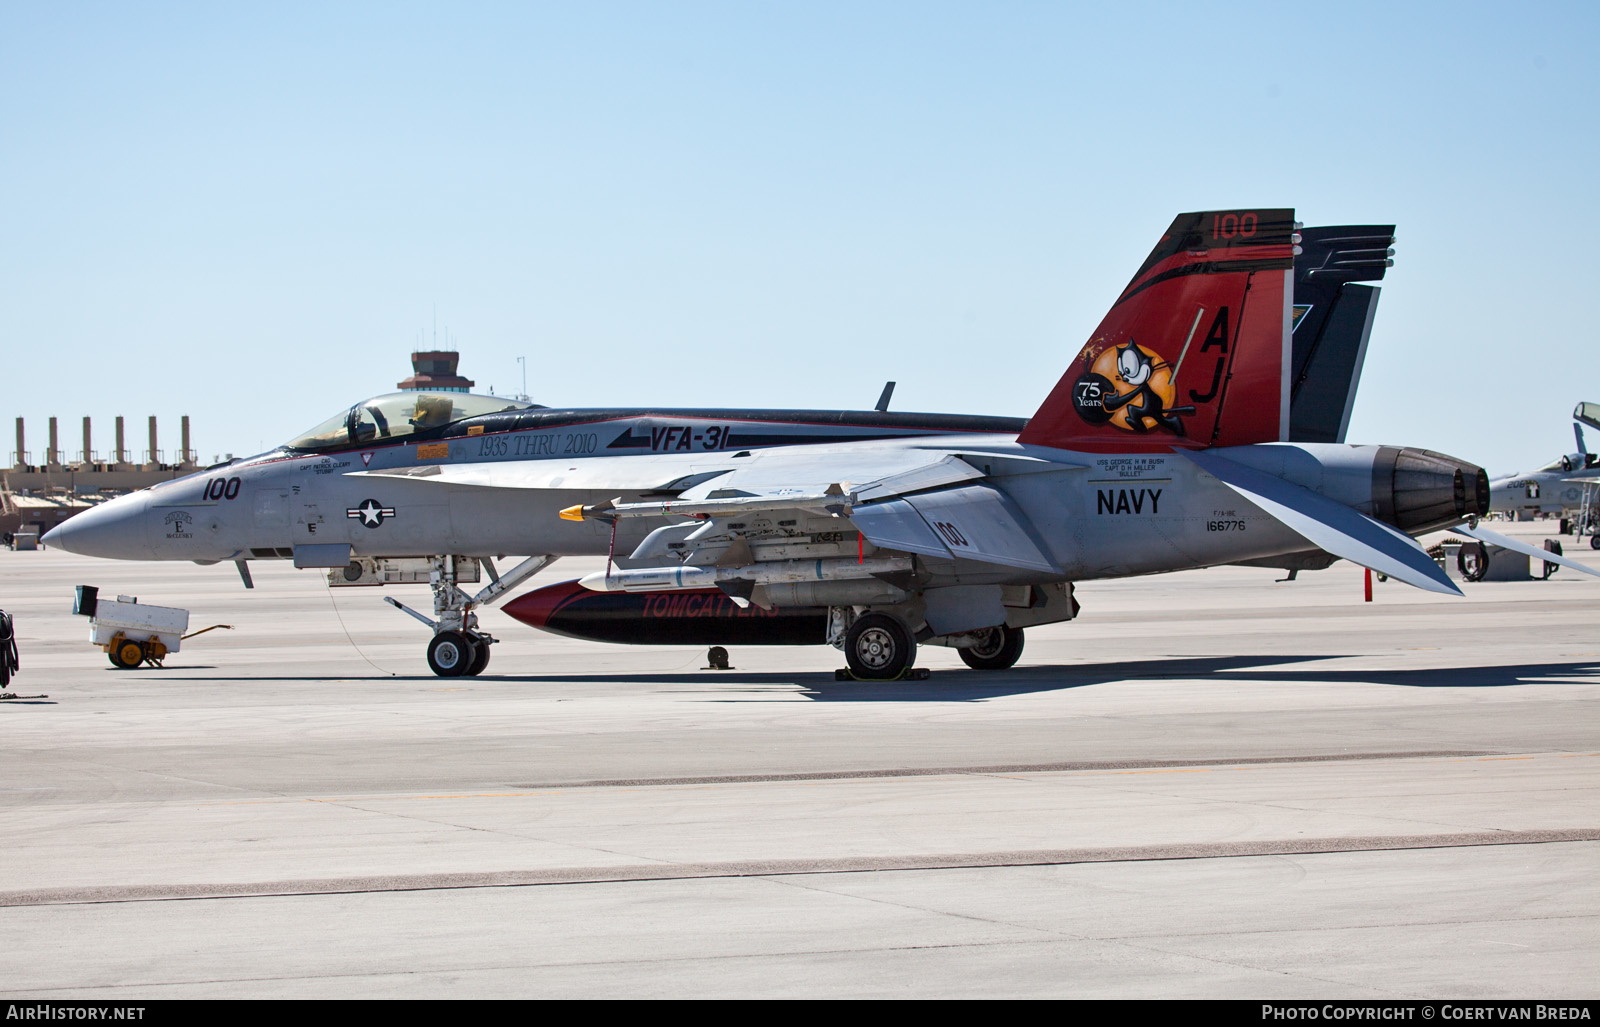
[1454,524,1600,579]
[1183,450,1462,596]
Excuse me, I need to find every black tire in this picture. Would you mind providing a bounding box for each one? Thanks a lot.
[465,635,492,676]
[1592,534,1600,551]
[427,631,475,677]
[109,639,144,669]
[844,613,915,680]
[1457,542,1489,582]
[958,625,1025,671]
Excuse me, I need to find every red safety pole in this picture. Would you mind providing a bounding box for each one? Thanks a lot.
[1364,567,1373,602]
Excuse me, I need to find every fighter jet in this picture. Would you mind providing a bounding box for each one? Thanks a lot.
[45,393,1034,674]
[49,208,1594,678]
[1488,403,1600,538]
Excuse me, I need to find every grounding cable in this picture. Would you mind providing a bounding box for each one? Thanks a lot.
[325,580,399,677]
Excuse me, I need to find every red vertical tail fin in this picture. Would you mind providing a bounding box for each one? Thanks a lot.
[1018,209,1297,452]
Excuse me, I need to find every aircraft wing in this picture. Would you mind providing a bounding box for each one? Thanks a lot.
[352,451,733,493]
[585,441,1067,576]
[349,441,1003,502]
[1183,449,1463,596]
[668,444,993,502]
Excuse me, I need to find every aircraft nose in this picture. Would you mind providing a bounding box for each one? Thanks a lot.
[43,492,151,559]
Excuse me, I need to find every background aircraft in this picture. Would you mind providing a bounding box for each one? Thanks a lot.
[1488,403,1600,534]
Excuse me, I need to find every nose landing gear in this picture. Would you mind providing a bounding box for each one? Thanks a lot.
[384,554,556,677]
[426,630,494,677]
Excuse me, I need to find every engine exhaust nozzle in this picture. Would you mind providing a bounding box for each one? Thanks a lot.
[1373,448,1490,534]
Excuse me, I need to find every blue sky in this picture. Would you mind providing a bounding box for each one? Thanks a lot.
[4,2,1596,473]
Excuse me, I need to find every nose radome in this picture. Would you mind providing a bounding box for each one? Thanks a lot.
[41,492,152,559]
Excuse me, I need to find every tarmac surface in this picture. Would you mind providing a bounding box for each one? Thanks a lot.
[1,523,1596,998]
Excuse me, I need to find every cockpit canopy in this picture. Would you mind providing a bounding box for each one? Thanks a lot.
[287,392,534,452]
[1536,453,1600,473]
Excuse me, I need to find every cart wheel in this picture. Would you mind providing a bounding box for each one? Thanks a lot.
[109,639,145,669]
[427,631,475,677]
[1592,535,1600,551]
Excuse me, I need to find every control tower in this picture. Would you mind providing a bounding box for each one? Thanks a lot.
[397,352,475,393]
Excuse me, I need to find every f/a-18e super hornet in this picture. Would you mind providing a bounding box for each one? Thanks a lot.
[1489,403,1600,543]
[49,209,1596,678]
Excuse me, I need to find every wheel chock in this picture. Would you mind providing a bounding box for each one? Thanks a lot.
[834,667,931,682]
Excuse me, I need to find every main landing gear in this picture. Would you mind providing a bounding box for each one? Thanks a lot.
[843,612,917,680]
[957,624,1026,671]
[828,608,1028,680]
[385,554,556,677]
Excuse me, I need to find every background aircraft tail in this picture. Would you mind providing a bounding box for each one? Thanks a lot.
[1286,225,1395,443]
[1019,208,1297,452]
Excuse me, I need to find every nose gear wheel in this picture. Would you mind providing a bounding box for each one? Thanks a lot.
[427,631,475,677]
[466,633,492,676]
